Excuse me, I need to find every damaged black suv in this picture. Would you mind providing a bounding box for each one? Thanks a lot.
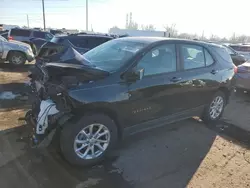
[27,37,236,166]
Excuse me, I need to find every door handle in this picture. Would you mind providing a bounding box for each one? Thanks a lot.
[170,77,182,82]
[211,70,218,74]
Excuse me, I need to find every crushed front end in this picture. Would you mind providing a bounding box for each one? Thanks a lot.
[25,47,109,147]
[26,63,74,147]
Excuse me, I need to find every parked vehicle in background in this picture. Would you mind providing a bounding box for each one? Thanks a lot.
[0,32,8,40]
[0,36,34,66]
[222,44,246,66]
[229,44,250,60]
[234,62,250,91]
[49,29,65,36]
[8,28,54,54]
[26,37,235,166]
[48,33,113,54]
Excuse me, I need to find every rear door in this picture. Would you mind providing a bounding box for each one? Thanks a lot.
[178,43,221,110]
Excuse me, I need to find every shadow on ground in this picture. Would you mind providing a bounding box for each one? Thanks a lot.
[0,64,33,73]
[0,83,30,92]
[0,120,217,188]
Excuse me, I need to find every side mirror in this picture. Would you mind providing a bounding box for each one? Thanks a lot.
[125,67,144,82]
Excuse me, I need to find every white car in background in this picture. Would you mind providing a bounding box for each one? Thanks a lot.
[0,35,34,66]
[229,44,250,60]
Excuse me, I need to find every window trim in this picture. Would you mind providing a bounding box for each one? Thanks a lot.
[135,43,179,78]
[179,43,215,71]
[204,48,215,67]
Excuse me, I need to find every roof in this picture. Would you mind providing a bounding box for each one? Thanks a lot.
[56,34,113,39]
[115,37,225,48]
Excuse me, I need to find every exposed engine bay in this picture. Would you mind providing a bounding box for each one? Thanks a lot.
[26,46,109,146]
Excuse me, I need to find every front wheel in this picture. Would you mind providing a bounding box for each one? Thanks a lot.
[202,91,226,124]
[60,114,118,166]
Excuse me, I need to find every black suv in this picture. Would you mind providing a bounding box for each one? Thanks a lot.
[49,33,113,54]
[27,37,235,166]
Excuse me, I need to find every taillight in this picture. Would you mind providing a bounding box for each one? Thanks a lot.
[8,36,13,41]
[234,66,238,74]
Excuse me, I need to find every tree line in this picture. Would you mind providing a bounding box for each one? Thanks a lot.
[111,22,250,44]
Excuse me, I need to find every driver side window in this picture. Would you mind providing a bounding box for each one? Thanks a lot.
[137,44,177,76]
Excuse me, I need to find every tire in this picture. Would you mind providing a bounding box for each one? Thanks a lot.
[8,51,26,66]
[202,91,226,124]
[60,113,118,166]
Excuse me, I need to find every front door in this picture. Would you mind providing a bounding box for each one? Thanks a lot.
[123,43,184,126]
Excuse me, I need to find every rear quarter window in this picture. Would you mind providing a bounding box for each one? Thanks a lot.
[213,46,233,63]
[10,29,31,37]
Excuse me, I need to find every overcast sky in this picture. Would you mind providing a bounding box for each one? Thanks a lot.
[0,0,249,38]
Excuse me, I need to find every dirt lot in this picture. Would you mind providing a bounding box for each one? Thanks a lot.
[0,64,250,188]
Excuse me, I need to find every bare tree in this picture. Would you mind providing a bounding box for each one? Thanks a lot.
[141,24,156,31]
[164,24,178,37]
[126,21,138,30]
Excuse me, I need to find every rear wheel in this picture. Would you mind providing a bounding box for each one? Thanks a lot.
[60,114,118,166]
[202,91,226,124]
[8,51,26,66]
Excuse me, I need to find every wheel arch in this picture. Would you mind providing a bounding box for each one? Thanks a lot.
[6,50,27,61]
[69,103,124,140]
[218,87,231,104]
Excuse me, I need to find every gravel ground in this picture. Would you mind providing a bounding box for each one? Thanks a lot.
[0,64,250,188]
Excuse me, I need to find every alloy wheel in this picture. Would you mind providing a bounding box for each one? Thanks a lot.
[209,96,224,119]
[11,55,24,65]
[74,123,110,160]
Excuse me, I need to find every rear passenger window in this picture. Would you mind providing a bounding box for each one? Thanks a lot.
[87,37,110,49]
[33,31,45,38]
[204,49,214,66]
[10,29,31,37]
[181,45,205,70]
[69,38,87,48]
[181,45,215,70]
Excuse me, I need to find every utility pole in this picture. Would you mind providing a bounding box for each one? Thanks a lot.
[26,14,30,28]
[86,0,88,31]
[42,0,46,31]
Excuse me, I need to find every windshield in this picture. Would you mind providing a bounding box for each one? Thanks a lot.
[0,36,7,42]
[83,39,147,72]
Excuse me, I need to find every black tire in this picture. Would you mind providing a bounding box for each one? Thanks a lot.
[8,51,26,66]
[202,91,226,124]
[60,114,118,166]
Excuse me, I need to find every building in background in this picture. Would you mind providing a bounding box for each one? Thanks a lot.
[109,27,168,37]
